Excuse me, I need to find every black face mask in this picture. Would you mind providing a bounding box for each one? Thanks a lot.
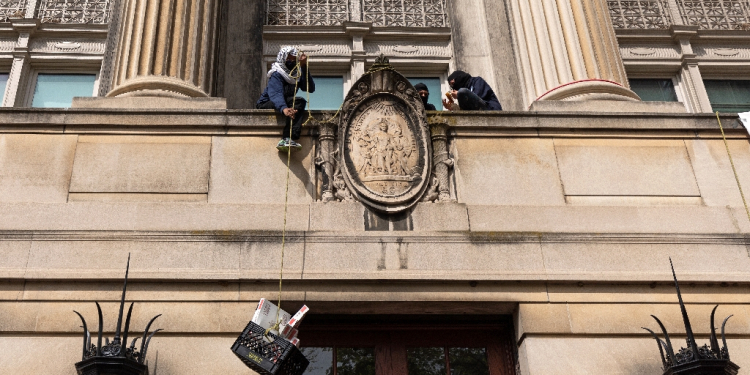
[421,94,429,105]
[285,61,296,71]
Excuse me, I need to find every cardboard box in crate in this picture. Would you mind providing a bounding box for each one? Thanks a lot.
[231,320,309,375]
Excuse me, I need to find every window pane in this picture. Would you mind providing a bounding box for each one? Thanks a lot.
[629,79,678,102]
[705,80,750,113]
[0,73,8,102]
[448,348,488,375]
[301,347,334,375]
[337,347,376,375]
[32,74,96,108]
[407,77,443,111]
[308,76,344,110]
[408,347,446,375]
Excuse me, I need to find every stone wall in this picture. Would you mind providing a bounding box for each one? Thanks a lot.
[1,109,750,374]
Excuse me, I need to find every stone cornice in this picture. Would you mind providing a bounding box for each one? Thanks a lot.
[0,109,744,137]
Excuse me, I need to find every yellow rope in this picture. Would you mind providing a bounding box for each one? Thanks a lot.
[269,57,305,336]
[267,58,403,335]
[716,111,750,224]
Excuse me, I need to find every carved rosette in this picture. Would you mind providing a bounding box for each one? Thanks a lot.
[337,56,432,213]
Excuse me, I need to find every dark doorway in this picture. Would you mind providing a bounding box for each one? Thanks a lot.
[297,315,516,375]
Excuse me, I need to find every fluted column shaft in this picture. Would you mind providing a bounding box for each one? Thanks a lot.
[107,0,218,97]
[509,0,639,104]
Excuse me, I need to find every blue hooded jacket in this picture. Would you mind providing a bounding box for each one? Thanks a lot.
[257,67,316,112]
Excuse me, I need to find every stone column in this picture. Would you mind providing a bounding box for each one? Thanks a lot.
[508,0,639,105]
[107,0,219,98]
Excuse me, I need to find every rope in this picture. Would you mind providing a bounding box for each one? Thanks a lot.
[265,58,400,336]
[268,57,306,337]
[716,111,750,224]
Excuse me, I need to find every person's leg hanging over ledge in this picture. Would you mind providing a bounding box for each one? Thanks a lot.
[457,88,488,111]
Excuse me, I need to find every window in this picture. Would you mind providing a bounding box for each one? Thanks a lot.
[407,77,443,111]
[628,79,678,102]
[704,80,750,113]
[298,315,515,375]
[308,76,344,110]
[31,73,97,108]
[0,73,8,103]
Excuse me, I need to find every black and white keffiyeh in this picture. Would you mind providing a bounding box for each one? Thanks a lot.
[267,46,299,84]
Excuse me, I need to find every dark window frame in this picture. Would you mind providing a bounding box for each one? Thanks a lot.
[298,315,516,375]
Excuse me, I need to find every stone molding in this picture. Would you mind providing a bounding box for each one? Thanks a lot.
[0,109,744,136]
[29,38,105,54]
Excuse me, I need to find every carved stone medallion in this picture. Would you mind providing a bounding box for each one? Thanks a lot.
[338,56,432,213]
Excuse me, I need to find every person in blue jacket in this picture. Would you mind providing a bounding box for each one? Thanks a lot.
[256,46,316,151]
[442,70,502,111]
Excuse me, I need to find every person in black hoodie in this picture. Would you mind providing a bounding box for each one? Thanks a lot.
[414,83,437,111]
[442,70,502,111]
[256,46,316,152]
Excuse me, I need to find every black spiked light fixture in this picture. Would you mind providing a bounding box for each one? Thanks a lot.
[72,254,163,375]
[643,259,739,375]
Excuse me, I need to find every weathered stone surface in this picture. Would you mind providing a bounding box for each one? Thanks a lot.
[0,280,24,301]
[547,282,750,304]
[67,193,208,202]
[410,203,469,231]
[0,336,80,375]
[69,136,211,193]
[25,240,243,280]
[0,202,310,232]
[454,138,565,205]
[555,139,700,196]
[403,242,546,279]
[240,240,305,280]
[309,202,366,231]
[541,242,750,281]
[468,205,740,234]
[0,134,77,203]
[208,136,315,204]
[686,139,750,208]
[530,100,687,113]
[20,280,241,302]
[516,304,572,341]
[72,97,228,109]
[520,337,662,375]
[0,241,31,279]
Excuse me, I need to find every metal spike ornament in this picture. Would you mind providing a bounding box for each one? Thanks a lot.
[72,254,162,375]
[642,259,739,375]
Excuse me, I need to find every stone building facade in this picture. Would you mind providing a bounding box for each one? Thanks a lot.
[2,0,750,374]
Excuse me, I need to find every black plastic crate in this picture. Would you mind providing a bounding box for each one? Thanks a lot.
[231,320,309,375]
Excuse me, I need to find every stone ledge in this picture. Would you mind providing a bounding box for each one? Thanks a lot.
[0,109,744,136]
[72,96,228,109]
[529,100,687,113]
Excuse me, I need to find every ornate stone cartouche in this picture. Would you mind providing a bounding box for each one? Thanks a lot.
[334,54,433,213]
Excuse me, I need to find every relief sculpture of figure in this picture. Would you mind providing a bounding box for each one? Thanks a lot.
[370,119,394,176]
[391,126,412,176]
